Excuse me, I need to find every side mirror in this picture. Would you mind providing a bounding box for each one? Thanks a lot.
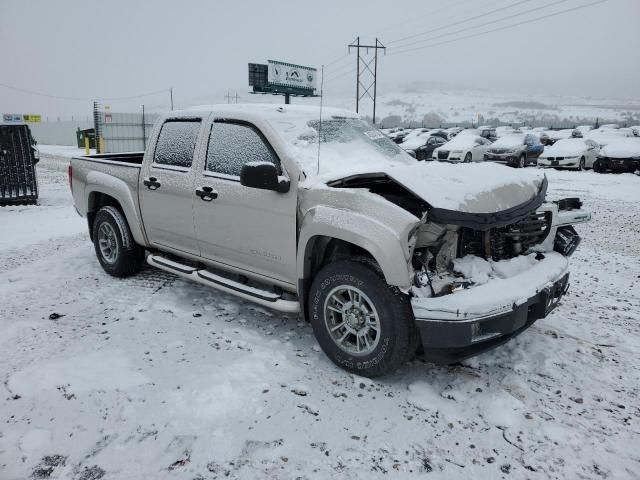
[240,162,290,193]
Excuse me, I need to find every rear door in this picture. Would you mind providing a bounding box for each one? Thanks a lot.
[193,119,297,285]
[139,118,203,255]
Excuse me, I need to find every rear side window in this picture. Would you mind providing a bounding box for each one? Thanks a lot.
[154,120,201,168]
[206,121,279,177]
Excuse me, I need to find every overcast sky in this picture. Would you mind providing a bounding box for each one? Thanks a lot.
[1,0,638,117]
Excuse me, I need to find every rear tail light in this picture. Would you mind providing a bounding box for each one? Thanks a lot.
[68,165,73,190]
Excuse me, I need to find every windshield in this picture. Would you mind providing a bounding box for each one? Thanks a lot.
[491,135,524,148]
[269,115,413,178]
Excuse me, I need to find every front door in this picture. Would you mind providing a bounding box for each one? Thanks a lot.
[139,119,202,255]
[193,120,297,286]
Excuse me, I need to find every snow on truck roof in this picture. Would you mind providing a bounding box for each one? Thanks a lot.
[184,104,414,178]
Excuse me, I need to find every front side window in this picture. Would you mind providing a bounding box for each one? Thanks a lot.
[206,121,279,177]
[154,120,201,168]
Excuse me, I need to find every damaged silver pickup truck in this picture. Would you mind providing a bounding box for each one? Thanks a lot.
[70,105,590,377]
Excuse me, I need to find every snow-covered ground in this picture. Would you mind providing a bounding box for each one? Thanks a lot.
[1,156,639,479]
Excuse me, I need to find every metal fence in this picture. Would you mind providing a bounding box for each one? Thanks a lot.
[94,104,160,153]
[0,124,38,205]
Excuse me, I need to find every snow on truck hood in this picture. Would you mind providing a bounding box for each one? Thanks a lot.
[381,162,543,213]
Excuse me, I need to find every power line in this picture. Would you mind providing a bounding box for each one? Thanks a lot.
[390,0,608,56]
[392,0,572,51]
[0,82,171,102]
[387,0,536,45]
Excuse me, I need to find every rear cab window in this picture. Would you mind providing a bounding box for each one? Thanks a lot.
[153,119,201,170]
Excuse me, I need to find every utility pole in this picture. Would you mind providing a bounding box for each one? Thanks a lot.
[348,37,385,124]
[170,87,174,110]
[225,92,240,104]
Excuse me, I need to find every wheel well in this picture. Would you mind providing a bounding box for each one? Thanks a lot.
[87,192,123,241]
[299,236,376,321]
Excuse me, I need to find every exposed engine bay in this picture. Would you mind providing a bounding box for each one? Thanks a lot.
[327,172,585,298]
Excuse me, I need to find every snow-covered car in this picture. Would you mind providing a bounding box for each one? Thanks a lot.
[537,138,600,170]
[432,134,491,163]
[401,134,447,160]
[484,133,544,168]
[462,126,497,142]
[540,129,573,146]
[594,138,640,173]
[69,104,590,377]
[586,128,633,148]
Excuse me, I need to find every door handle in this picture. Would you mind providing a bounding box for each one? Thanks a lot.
[143,176,161,190]
[196,186,218,201]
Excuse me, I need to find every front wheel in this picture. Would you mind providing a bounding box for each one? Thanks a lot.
[464,152,472,163]
[593,160,604,173]
[309,260,418,377]
[517,154,526,168]
[579,157,585,171]
[93,206,145,277]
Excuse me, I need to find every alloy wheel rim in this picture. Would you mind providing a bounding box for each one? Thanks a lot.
[324,285,381,356]
[98,222,119,264]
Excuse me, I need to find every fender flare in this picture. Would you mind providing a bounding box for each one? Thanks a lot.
[297,206,412,290]
[85,171,147,245]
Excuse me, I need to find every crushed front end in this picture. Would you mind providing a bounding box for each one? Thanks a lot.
[408,191,590,364]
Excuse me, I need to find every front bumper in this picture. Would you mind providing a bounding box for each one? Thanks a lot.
[599,157,640,172]
[484,153,519,165]
[411,251,570,364]
[538,157,579,169]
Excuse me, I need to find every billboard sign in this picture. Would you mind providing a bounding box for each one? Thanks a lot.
[2,114,41,123]
[267,60,316,91]
[3,114,24,122]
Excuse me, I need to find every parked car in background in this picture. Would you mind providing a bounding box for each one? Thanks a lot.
[432,134,491,163]
[587,128,633,148]
[401,134,447,160]
[540,129,573,146]
[472,126,497,142]
[445,126,464,138]
[594,138,640,173]
[576,125,593,136]
[484,133,544,168]
[537,138,600,170]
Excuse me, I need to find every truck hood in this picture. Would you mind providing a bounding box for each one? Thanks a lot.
[330,162,544,215]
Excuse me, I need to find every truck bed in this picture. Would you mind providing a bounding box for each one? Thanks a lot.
[73,152,144,165]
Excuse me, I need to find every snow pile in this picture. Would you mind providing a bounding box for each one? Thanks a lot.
[453,254,540,285]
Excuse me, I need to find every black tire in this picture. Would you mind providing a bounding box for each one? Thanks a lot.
[464,152,472,163]
[518,154,526,168]
[93,206,145,277]
[593,160,603,173]
[578,157,585,171]
[308,259,417,377]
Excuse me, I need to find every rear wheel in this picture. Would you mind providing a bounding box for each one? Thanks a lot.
[309,259,418,377]
[464,152,472,163]
[93,206,145,277]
